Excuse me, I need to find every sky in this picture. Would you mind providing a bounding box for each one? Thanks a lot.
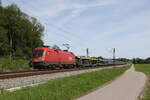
[3,0,150,59]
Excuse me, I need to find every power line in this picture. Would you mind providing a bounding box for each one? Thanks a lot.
[44,20,83,41]
[6,1,90,54]
[6,0,82,41]
[6,1,87,45]
[43,21,89,48]
[45,22,90,49]
[48,31,72,43]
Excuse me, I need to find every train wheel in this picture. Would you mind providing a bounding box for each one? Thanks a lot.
[50,65,56,70]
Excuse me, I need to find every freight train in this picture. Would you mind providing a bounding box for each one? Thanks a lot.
[29,46,125,69]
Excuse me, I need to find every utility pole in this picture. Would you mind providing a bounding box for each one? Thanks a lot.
[113,48,116,65]
[86,48,89,57]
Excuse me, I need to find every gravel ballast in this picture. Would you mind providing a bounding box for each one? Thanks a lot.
[0,66,124,91]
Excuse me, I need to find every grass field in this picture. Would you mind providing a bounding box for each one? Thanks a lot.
[0,65,130,100]
[135,64,150,100]
[0,58,31,71]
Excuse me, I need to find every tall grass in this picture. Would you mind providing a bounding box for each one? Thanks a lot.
[0,58,31,71]
[0,65,129,100]
[135,64,150,100]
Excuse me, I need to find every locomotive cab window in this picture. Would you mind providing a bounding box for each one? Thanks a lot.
[33,50,43,57]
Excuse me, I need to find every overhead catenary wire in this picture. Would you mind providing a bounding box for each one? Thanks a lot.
[7,1,88,46]
[6,1,91,55]
[5,1,73,48]
[42,20,92,56]
[44,21,90,48]
[42,19,89,49]
[47,22,82,39]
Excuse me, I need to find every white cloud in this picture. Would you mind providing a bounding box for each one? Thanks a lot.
[4,0,118,26]
[54,0,117,26]
[4,0,150,58]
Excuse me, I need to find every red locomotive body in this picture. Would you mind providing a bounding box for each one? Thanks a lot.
[30,47,76,69]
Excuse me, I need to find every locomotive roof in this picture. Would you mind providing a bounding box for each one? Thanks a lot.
[34,47,74,53]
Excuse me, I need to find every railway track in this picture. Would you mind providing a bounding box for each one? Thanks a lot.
[0,66,110,80]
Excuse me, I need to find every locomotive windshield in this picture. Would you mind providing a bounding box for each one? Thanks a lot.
[33,50,44,57]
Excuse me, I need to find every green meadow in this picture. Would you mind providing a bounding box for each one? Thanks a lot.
[135,64,150,100]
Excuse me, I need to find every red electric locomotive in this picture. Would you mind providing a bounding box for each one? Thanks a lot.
[30,46,76,69]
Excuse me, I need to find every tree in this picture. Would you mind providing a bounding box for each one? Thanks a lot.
[145,58,150,64]
[98,56,104,60]
[117,58,130,62]
[0,4,44,59]
[132,58,145,64]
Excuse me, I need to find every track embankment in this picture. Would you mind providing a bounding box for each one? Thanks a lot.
[76,64,146,100]
[0,65,124,90]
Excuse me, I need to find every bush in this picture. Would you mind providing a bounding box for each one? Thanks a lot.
[0,57,31,71]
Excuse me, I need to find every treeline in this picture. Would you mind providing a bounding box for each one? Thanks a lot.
[0,4,44,59]
[133,58,150,64]
[117,58,131,62]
